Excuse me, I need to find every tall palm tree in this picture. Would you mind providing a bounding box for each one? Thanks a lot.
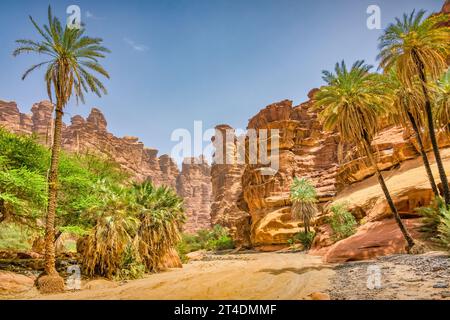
[290,177,318,234]
[378,10,450,206]
[314,60,415,250]
[13,6,110,291]
[385,69,440,197]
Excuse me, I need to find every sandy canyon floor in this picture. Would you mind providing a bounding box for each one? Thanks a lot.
[3,250,445,300]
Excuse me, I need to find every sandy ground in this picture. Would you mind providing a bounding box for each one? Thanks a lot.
[34,252,334,300]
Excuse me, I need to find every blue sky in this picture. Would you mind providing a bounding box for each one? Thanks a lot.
[0,0,444,164]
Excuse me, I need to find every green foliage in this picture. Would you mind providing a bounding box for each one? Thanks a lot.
[290,177,317,203]
[177,225,235,261]
[0,129,127,231]
[329,202,357,241]
[288,231,316,250]
[290,177,318,233]
[0,223,34,251]
[80,181,186,279]
[417,197,450,249]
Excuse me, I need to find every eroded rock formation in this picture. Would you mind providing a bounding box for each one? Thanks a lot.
[210,125,251,247]
[176,157,212,232]
[241,94,340,249]
[0,100,212,233]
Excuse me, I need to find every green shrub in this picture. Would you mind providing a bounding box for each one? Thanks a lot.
[288,231,316,250]
[177,225,235,260]
[329,202,357,241]
[0,223,34,251]
[418,197,450,249]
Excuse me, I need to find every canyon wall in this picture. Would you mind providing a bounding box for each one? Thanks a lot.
[0,100,211,233]
[210,125,251,247]
[211,88,449,253]
[241,93,340,249]
[176,157,212,232]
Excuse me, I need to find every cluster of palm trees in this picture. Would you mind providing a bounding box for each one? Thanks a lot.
[313,10,450,251]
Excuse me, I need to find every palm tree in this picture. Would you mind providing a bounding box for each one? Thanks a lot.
[132,182,185,272]
[378,10,450,206]
[13,6,110,291]
[433,69,450,135]
[385,69,440,197]
[313,60,415,250]
[290,177,318,233]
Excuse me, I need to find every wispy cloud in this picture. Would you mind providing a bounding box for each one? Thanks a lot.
[85,10,104,20]
[123,38,149,52]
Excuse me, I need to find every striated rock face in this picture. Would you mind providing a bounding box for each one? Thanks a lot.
[241,95,340,248]
[210,125,251,247]
[176,157,212,233]
[218,85,449,253]
[0,100,212,232]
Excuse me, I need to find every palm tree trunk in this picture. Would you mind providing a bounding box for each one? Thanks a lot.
[363,136,415,250]
[44,104,63,275]
[406,111,440,197]
[413,51,450,206]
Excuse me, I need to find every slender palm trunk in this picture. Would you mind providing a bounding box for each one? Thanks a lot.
[406,111,440,197]
[44,104,63,275]
[413,51,450,206]
[363,136,415,250]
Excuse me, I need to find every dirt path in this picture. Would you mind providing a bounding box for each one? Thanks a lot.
[37,252,334,300]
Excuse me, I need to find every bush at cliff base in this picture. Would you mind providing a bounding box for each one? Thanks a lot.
[80,182,186,279]
[418,197,450,250]
[176,225,235,262]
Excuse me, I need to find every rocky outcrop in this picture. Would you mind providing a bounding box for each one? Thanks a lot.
[0,271,36,298]
[0,100,212,233]
[322,218,424,263]
[176,157,212,233]
[240,94,340,248]
[210,125,251,247]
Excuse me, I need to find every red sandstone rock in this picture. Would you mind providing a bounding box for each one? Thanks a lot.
[176,157,212,233]
[323,218,424,263]
[210,125,251,247]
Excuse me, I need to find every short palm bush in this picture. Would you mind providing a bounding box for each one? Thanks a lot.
[80,181,186,279]
[290,177,318,233]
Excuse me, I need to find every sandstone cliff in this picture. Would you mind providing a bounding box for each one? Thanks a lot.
[176,157,212,232]
[0,100,212,233]
[240,93,340,249]
[210,125,251,247]
[211,88,449,254]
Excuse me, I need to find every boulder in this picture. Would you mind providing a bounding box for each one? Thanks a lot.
[323,218,424,263]
[0,271,35,297]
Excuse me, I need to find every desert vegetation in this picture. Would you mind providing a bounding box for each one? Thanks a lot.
[0,127,186,283]
[177,225,235,262]
[328,203,357,242]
